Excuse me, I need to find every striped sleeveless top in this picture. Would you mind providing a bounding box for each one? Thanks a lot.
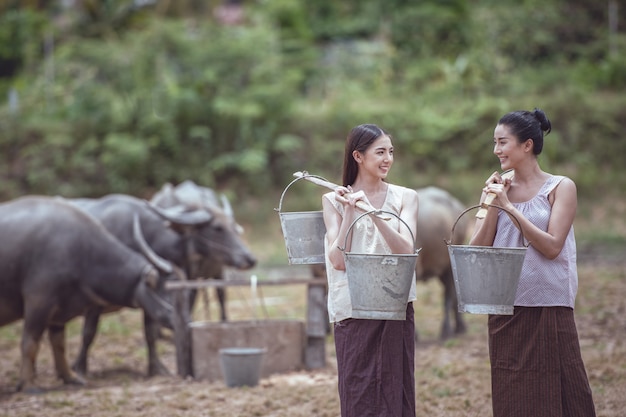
[493,175,578,308]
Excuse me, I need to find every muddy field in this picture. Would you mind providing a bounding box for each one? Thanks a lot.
[1,249,625,417]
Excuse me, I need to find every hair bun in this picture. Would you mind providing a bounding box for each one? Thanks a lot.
[533,108,552,134]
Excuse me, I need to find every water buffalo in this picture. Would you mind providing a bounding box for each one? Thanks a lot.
[68,191,255,376]
[415,186,470,340]
[150,180,256,321]
[0,196,179,393]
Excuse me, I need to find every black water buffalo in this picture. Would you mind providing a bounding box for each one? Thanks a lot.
[150,180,256,321]
[68,192,256,376]
[0,196,179,393]
[415,186,470,340]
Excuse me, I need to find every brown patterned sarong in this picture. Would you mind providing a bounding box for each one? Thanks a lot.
[334,303,416,417]
[488,306,596,417]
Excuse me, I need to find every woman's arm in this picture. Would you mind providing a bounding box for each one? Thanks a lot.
[322,195,356,271]
[469,171,510,247]
[469,189,498,246]
[483,177,577,259]
[371,188,419,254]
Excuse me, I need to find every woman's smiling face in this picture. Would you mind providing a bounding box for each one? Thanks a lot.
[355,134,394,179]
[493,124,528,171]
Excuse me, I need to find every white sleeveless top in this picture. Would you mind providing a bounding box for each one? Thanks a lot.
[323,183,417,323]
[493,175,578,308]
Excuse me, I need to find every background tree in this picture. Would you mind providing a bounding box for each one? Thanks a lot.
[0,0,624,204]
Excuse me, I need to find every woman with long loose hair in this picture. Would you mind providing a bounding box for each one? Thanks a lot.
[322,124,419,417]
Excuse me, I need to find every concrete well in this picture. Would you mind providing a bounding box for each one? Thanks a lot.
[190,319,306,382]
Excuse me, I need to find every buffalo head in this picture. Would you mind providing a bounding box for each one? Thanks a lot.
[148,181,256,271]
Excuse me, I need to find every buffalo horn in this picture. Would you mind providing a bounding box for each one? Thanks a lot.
[133,213,173,274]
[220,194,234,218]
[150,182,176,207]
[219,194,244,233]
[145,201,212,225]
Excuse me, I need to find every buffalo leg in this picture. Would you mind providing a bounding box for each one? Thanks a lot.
[216,287,227,321]
[452,290,467,336]
[186,285,228,322]
[440,269,467,340]
[72,307,103,376]
[194,283,227,321]
[441,293,453,340]
[18,325,44,393]
[18,302,54,393]
[144,312,170,377]
[443,268,467,336]
[48,324,86,386]
[216,276,227,322]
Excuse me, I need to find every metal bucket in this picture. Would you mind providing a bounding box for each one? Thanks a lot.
[275,175,328,264]
[342,210,419,321]
[219,347,266,388]
[447,204,528,315]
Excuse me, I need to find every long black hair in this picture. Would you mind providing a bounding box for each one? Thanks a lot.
[342,124,389,186]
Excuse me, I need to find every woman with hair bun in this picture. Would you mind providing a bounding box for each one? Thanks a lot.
[470,108,596,416]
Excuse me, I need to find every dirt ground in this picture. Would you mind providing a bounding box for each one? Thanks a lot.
[1,248,625,417]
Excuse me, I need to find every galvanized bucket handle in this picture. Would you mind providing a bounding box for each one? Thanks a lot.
[339,210,420,254]
[274,173,330,214]
[448,204,529,248]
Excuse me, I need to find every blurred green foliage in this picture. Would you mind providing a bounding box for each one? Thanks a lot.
[0,0,624,208]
